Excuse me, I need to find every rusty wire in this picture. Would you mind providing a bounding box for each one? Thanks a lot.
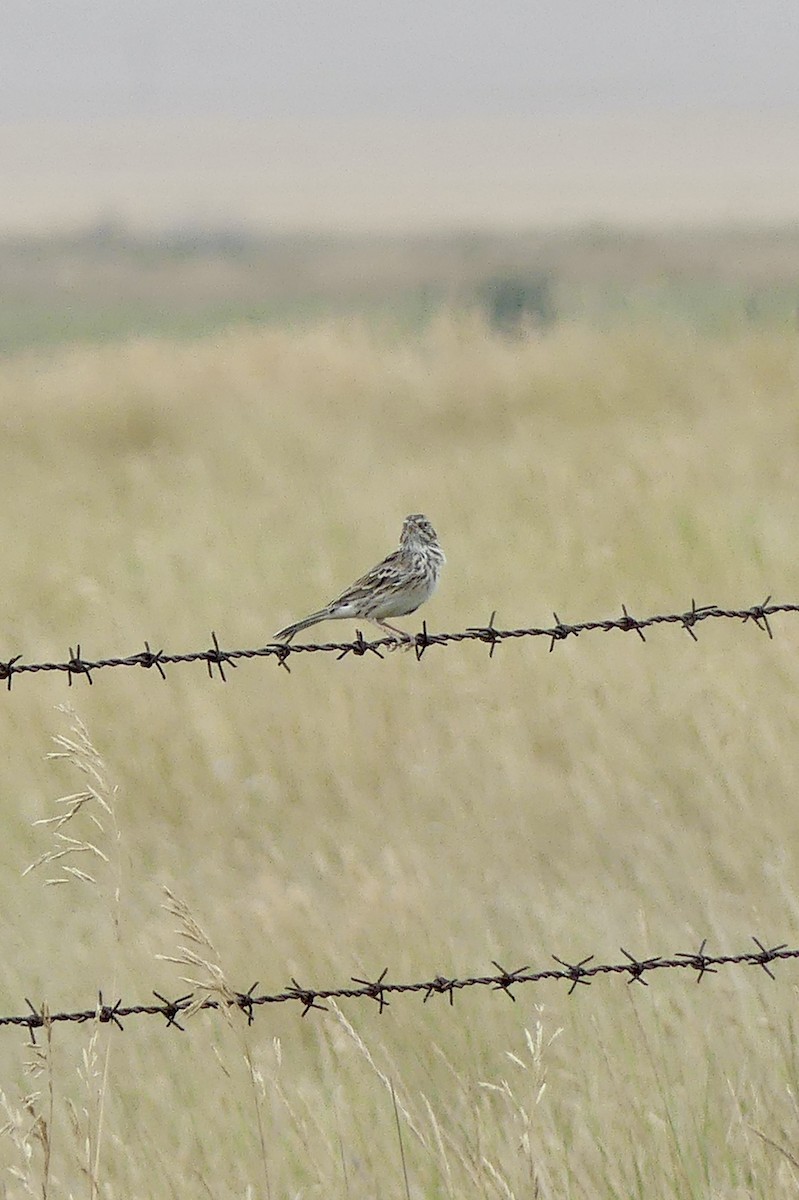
[6,938,797,1037]
[0,596,791,689]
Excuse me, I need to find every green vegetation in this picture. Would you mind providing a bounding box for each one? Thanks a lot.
[2,223,799,353]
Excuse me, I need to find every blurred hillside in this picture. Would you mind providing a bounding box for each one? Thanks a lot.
[2,222,799,354]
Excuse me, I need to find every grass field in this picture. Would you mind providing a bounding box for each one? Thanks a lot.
[1,309,799,1196]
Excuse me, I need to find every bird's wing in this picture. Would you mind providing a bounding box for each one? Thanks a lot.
[332,550,403,606]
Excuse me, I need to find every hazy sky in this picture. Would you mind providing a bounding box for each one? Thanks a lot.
[2,3,798,232]
[3,1,799,120]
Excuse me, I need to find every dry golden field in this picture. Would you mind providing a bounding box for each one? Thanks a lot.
[1,313,799,1196]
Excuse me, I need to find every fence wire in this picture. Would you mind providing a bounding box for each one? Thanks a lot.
[7,938,797,1037]
[0,596,791,688]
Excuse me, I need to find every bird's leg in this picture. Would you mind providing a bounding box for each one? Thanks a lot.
[372,618,414,650]
[374,618,411,638]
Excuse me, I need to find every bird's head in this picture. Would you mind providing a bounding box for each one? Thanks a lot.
[400,513,440,549]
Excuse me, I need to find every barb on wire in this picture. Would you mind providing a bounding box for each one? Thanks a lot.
[5,937,798,1038]
[0,596,793,689]
[675,939,717,983]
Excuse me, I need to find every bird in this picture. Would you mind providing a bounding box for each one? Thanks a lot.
[273,514,445,643]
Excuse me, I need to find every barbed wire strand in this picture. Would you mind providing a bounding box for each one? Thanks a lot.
[0,597,790,689]
[9,938,797,1037]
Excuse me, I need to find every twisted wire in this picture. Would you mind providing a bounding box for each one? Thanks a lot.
[0,596,789,688]
[7,938,795,1036]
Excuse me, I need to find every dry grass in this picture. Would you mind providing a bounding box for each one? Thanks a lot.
[0,313,799,1195]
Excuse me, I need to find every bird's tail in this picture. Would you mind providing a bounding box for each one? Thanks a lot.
[273,609,332,643]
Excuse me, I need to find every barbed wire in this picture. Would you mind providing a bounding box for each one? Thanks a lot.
[0,596,791,689]
[7,937,797,1037]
